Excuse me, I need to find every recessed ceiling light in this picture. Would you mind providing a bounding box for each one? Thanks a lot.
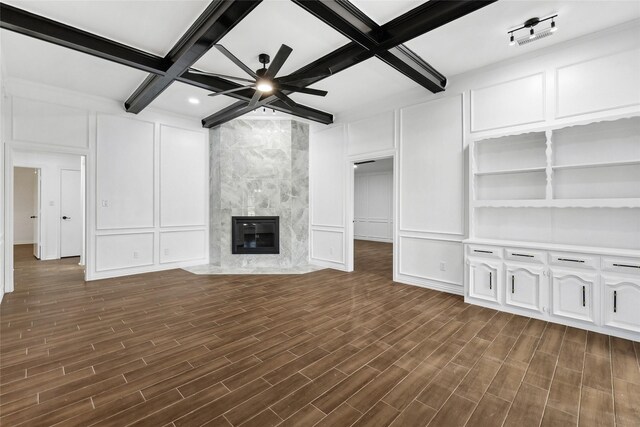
[188,97,200,104]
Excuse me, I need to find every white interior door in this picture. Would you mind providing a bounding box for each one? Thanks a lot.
[33,169,41,259]
[60,169,82,258]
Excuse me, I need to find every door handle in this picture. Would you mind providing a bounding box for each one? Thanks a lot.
[582,286,586,307]
[489,272,492,290]
[613,291,617,313]
[62,216,71,220]
[511,275,515,294]
[30,215,37,219]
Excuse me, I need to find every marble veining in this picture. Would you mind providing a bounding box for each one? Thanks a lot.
[206,119,311,271]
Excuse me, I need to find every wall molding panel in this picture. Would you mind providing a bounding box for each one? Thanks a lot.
[470,73,546,132]
[12,96,90,148]
[555,48,640,119]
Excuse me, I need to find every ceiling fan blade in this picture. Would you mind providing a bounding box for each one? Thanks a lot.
[276,69,332,84]
[277,84,328,97]
[214,44,258,79]
[190,69,255,84]
[273,90,298,109]
[265,44,293,78]
[207,86,254,97]
[247,88,263,109]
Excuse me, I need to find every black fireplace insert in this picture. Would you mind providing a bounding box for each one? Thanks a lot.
[231,216,279,254]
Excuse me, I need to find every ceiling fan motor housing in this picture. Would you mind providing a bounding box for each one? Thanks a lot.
[258,53,270,65]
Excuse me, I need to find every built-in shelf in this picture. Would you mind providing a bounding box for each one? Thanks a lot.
[475,166,547,176]
[474,198,640,208]
[552,159,640,171]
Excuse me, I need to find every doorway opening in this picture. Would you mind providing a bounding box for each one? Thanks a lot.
[10,151,86,292]
[352,157,394,280]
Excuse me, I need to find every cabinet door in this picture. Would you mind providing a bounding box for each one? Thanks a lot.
[505,264,545,313]
[468,259,500,303]
[551,269,597,324]
[602,275,640,334]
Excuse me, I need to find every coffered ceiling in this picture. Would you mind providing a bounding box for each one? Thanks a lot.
[1,0,638,124]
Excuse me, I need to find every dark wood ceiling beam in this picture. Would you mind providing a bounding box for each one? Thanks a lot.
[290,0,495,93]
[0,3,169,75]
[124,0,262,114]
[378,0,497,50]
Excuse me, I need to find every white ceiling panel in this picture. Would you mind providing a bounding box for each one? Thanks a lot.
[405,0,640,77]
[287,57,417,115]
[2,0,210,56]
[351,0,424,25]
[147,81,236,118]
[0,29,148,102]
[192,0,350,79]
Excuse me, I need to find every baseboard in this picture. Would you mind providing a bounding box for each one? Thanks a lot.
[86,259,209,281]
[394,273,464,296]
[355,237,393,243]
[310,258,349,272]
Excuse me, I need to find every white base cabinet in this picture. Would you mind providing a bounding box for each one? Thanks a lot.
[505,264,546,313]
[551,269,597,325]
[468,258,501,304]
[464,241,640,342]
[602,275,640,334]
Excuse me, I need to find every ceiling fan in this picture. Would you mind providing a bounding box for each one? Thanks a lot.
[190,44,331,110]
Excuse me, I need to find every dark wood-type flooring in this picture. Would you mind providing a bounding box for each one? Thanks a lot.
[1,241,639,426]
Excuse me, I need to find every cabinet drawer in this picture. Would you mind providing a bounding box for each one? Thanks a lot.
[549,252,599,270]
[602,256,640,275]
[467,245,501,259]
[505,248,546,264]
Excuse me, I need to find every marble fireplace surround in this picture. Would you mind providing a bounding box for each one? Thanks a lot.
[187,118,322,275]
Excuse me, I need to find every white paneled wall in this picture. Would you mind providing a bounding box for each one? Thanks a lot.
[160,125,207,227]
[556,48,640,118]
[310,125,347,269]
[400,95,463,235]
[397,95,464,293]
[2,79,209,289]
[354,172,393,242]
[348,111,395,156]
[95,117,208,278]
[471,73,545,132]
[97,115,155,229]
[12,97,89,148]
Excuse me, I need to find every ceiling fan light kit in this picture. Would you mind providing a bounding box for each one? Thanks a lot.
[508,14,558,46]
[191,43,329,110]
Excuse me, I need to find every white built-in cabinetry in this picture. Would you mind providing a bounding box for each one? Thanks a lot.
[465,115,640,341]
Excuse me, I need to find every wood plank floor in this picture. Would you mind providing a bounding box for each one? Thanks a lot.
[1,241,638,426]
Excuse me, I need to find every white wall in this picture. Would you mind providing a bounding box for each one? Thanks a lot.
[310,22,640,294]
[354,170,393,242]
[13,167,36,244]
[13,152,81,259]
[2,78,209,293]
[309,125,347,269]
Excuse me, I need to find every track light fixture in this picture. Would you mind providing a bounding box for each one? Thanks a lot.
[508,14,558,46]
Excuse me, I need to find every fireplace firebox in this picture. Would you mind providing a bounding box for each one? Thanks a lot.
[231,216,279,254]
